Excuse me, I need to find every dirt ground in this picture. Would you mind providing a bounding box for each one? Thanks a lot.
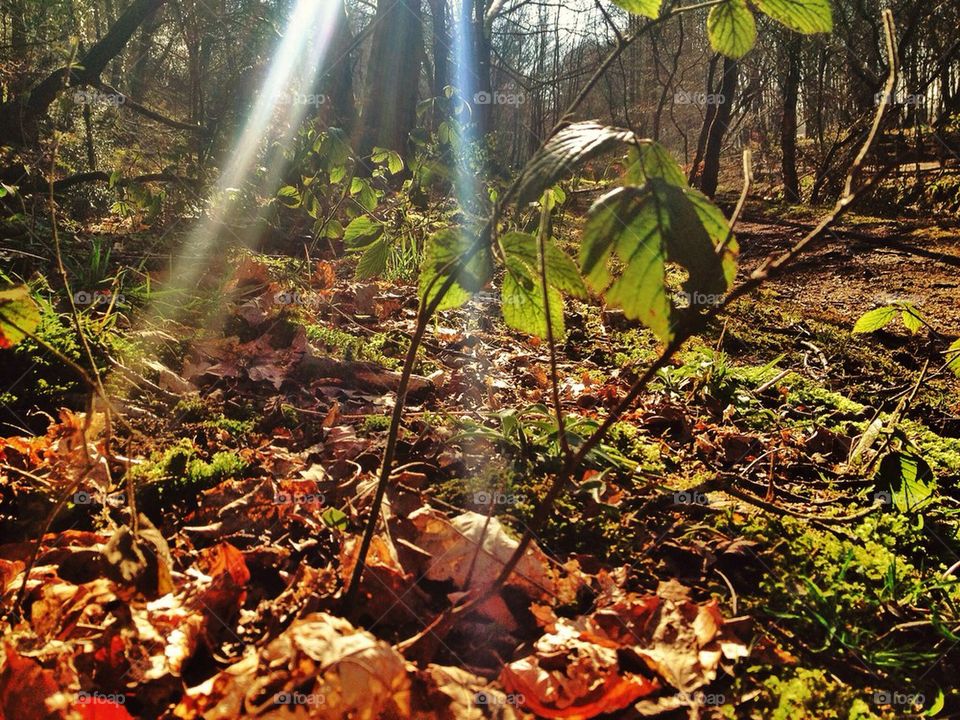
[735,214,960,334]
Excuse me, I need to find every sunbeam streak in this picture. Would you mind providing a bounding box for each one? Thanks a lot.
[163,0,340,301]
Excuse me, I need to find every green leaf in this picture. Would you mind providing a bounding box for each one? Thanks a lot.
[946,339,960,377]
[876,451,934,513]
[515,121,635,205]
[609,0,661,18]
[387,152,405,175]
[321,506,348,531]
[371,147,404,174]
[351,177,378,211]
[0,285,40,349]
[852,305,897,334]
[625,142,688,187]
[356,238,389,279]
[580,179,737,342]
[318,218,343,239]
[502,258,565,339]
[707,0,757,58]
[900,307,923,334]
[419,229,492,312]
[276,185,301,208]
[500,231,587,298]
[754,0,832,33]
[343,216,383,248]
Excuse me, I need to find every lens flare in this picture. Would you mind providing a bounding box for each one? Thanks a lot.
[164,0,341,299]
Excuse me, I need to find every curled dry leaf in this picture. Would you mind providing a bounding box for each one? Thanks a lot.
[415,664,526,719]
[501,579,749,719]
[500,619,660,719]
[407,508,558,628]
[174,612,410,720]
[409,508,554,598]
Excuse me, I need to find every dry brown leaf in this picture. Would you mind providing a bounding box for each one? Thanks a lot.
[416,664,526,719]
[500,619,659,719]
[175,612,410,719]
[0,645,73,720]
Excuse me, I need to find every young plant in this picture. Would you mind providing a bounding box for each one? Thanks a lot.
[345,0,892,641]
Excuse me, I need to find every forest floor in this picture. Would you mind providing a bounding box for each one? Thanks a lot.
[1,203,959,719]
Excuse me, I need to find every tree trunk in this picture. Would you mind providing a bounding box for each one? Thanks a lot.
[315,0,357,132]
[357,0,423,158]
[688,54,719,185]
[128,2,164,101]
[428,0,449,106]
[781,36,801,202]
[699,55,738,198]
[0,0,169,146]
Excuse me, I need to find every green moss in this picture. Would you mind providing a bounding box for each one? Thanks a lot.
[761,669,880,720]
[899,419,960,477]
[304,325,402,369]
[204,415,255,436]
[131,440,248,497]
[606,421,664,472]
[786,375,867,417]
[611,327,659,368]
[360,414,391,433]
[173,397,207,422]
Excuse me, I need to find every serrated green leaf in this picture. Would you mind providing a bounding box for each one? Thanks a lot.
[876,451,934,513]
[708,0,757,58]
[276,185,301,208]
[626,142,688,187]
[580,179,736,342]
[852,305,897,334]
[515,122,636,205]
[502,258,565,339]
[387,152,404,175]
[754,0,832,34]
[319,218,343,239]
[610,0,661,18]
[356,238,390,279]
[500,231,587,298]
[0,286,40,349]
[946,339,960,377]
[343,216,383,248]
[419,229,492,311]
[901,306,923,334]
